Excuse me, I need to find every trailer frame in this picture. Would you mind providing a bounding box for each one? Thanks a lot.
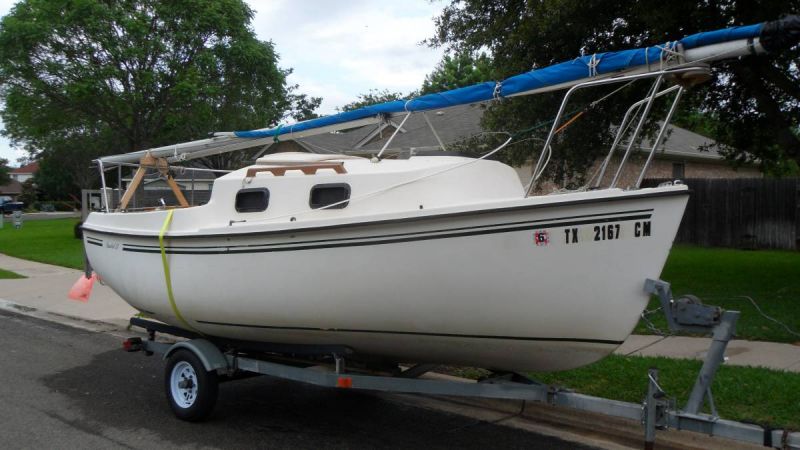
[124,279,799,449]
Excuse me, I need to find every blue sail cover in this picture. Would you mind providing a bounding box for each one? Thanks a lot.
[234,22,763,139]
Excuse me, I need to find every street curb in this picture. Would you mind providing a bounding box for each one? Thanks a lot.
[390,392,764,450]
[387,392,635,450]
[0,298,134,336]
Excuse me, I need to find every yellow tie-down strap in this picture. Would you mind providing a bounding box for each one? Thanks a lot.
[159,210,198,333]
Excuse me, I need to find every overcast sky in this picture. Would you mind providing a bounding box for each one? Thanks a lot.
[0,0,446,166]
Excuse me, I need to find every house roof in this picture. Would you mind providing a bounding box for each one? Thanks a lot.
[122,169,217,183]
[282,104,725,162]
[292,104,486,154]
[0,179,22,195]
[631,123,723,161]
[10,161,39,174]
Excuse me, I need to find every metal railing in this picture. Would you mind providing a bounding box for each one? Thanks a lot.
[525,66,708,196]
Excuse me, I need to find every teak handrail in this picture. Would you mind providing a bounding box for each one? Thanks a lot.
[245,162,347,178]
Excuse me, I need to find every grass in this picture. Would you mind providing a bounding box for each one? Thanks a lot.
[449,354,800,430]
[0,218,83,270]
[0,268,25,279]
[635,246,800,343]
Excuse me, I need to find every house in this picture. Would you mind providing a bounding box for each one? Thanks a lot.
[593,123,761,189]
[0,179,22,201]
[261,103,760,188]
[0,161,39,201]
[9,161,38,183]
[263,103,486,157]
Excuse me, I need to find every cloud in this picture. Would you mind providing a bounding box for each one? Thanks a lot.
[248,0,445,114]
[0,0,21,163]
[0,135,26,164]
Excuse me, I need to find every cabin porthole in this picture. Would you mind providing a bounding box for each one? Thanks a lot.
[309,183,350,209]
[235,188,269,213]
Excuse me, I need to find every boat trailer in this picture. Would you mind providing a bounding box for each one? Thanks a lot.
[124,278,798,449]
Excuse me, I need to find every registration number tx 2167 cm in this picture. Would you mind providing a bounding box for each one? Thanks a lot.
[561,220,651,245]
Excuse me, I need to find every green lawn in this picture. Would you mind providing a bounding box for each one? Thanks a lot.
[0,268,25,279]
[450,354,800,430]
[0,218,83,270]
[635,246,800,343]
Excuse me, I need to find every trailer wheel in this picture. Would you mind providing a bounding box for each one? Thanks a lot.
[165,349,218,421]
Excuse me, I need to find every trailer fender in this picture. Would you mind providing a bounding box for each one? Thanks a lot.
[163,339,229,373]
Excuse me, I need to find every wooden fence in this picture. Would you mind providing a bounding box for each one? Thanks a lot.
[643,178,799,250]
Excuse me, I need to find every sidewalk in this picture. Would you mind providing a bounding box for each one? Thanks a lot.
[616,335,800,372]
[2,253,799,373]
[0,253,136,328]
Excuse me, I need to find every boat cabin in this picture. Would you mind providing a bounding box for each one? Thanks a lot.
[201,153,522,224]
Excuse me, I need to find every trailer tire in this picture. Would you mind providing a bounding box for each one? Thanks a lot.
[165,349,218,422]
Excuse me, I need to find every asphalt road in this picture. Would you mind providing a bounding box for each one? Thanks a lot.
[0,310,598,450]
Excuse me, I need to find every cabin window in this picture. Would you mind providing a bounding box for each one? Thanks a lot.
[309,183,350,209]
[235,188,270,213]
[672,162,685,179]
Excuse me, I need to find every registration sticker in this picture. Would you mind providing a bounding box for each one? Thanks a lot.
[533,230,549,246]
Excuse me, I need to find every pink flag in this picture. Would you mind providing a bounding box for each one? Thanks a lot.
[68,273,98,302]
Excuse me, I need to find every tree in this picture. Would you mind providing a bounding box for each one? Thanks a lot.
[34,137,103,200]
[429,1,800,180]
[18,178,37,206]
[337,52,493,113]
[0,0,320,198]
[338,89,406,112]
[289,89,323,122]
[0,158,9,185]
[420,51,494,95]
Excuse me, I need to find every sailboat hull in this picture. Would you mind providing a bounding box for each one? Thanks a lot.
[84,187,687,371]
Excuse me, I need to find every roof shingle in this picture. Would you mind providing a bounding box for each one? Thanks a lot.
[10,161,39,174]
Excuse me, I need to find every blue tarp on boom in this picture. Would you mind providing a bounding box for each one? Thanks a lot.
[234,22,764,139]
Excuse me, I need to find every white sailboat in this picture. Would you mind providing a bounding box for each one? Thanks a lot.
[82,18,795,371]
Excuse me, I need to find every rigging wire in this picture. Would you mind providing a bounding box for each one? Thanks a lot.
[624,335,671,357]
[734,295,800,339]
[296,139,342,154]
[699,295,800,339]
